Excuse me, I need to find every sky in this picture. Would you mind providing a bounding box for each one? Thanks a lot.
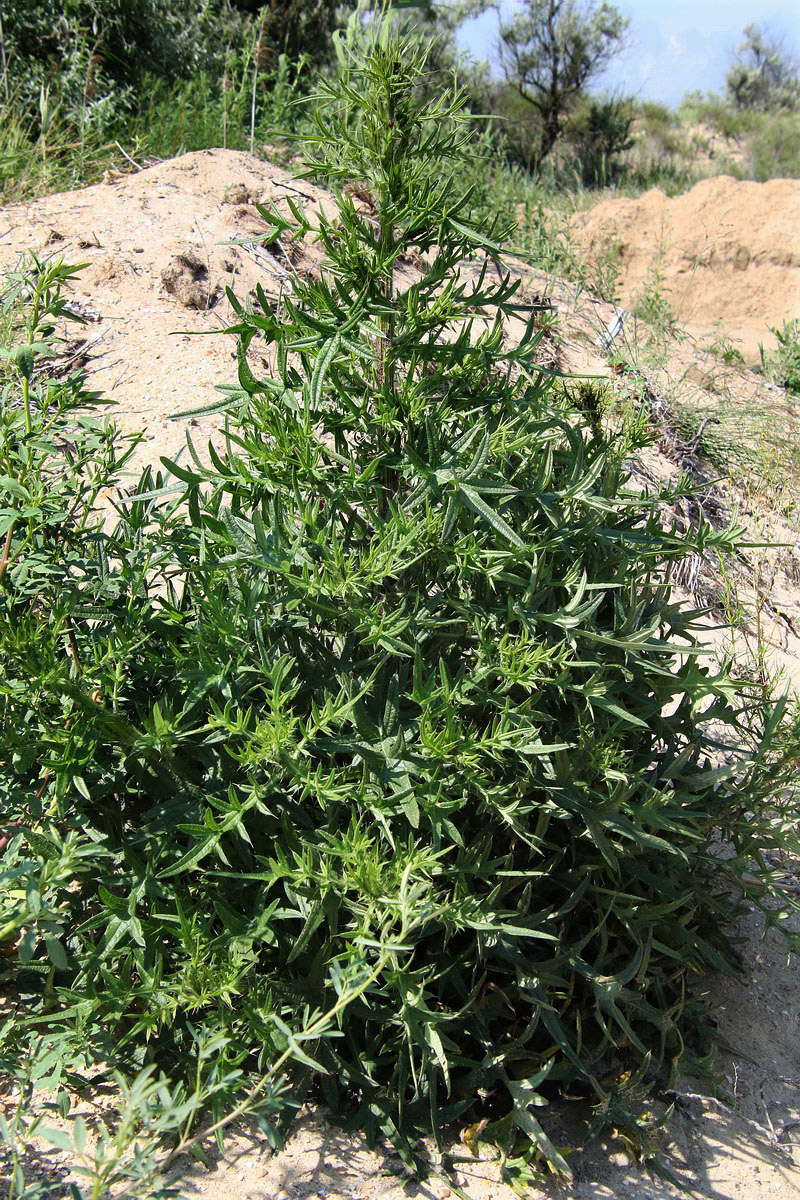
[455,0,800,106]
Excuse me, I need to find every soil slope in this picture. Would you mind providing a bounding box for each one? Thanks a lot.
[570,176,800,360]
[0,148,337,472]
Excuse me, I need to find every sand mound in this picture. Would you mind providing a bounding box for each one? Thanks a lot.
[571,175,800,359]
[0,148,336,468]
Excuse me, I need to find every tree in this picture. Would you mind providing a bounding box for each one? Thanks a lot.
[725,24,799,112]
[494,0,629,163]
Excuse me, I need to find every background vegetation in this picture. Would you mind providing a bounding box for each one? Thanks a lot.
[1,0,799,208]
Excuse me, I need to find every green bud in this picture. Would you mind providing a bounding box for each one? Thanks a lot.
[13,345,34,380]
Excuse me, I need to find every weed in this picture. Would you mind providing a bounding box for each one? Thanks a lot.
[704,320,745,366]
[761,319,800,394]
[0,15,799,1199]
[632,223,681,343]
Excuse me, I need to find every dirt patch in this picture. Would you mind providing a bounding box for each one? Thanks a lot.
[570,176,800,360]
[160,246,223,309]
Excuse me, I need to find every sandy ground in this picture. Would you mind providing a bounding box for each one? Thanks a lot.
[1,149,799,1199]
[570,176,800,361]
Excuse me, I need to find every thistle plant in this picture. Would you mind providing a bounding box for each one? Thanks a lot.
[1,11,799,1196]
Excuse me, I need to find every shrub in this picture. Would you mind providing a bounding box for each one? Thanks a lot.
[761,318,800,394]
[0,0,348,203]
[564,94,634,186]
[1,15,799,1196]
[747,111,800,180]
[678,90,754,139]
[725,24,800,113]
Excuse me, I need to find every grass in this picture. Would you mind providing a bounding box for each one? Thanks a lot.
[761,319,800,395]
[0,56,310,204]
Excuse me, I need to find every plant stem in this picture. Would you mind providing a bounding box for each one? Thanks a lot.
[0,521,14,584]
[222,45,230,150]
[22,375,31,435]
[64,615,82,675]
[250,15,266,156]
[0,8,9,105]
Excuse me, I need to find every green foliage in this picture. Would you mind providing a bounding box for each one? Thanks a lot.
[564,93,634,186]
[245,0,354,68]
[1,0,344,113]
[746,110,800,181]
[494,0,629,162]
[725,24,800,112]
[0,0,350,202]
[632,228,680,341]
[679,89,753,138]
[1,18,799,1195]
[0,0,211,126]
[704,321,745,367]
[761,319,800,394]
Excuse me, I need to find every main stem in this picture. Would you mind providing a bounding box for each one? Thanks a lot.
[22,376,31,436]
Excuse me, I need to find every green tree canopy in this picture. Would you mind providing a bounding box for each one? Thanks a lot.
[725,23,799,112]
[492,0,629,163]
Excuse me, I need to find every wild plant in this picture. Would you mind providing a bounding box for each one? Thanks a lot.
[1,13,799,1197]
[632,222,680,343]
[761,318,800,395]
[704,320,745,366]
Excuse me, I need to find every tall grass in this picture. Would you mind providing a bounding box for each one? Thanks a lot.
[0,53,312,203]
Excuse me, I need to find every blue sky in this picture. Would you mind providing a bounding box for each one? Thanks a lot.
[455,0,800,106]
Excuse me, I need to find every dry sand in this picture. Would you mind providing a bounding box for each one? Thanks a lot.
[570,176,800,361]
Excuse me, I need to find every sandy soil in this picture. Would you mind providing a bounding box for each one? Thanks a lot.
[0,149,339,476]
[1,148,799,1200]
[570,176,800,361]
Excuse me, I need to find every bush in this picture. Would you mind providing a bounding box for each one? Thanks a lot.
[678,90,754,139]
[0,0,349,203]
[747,111,800,179]
[726,24,800,112]
[565,94,634,186]
[1,17,799,1196]
[761,318,800,393]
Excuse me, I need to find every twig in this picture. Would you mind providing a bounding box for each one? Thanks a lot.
[250,13,267,156]
[741,874,800,895]
[664,1090,789,1151]
[690,415,721,454]
[113,141,143,171]
[0,521,14,584]
[0,8,9,105]
[270,178,318,202]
